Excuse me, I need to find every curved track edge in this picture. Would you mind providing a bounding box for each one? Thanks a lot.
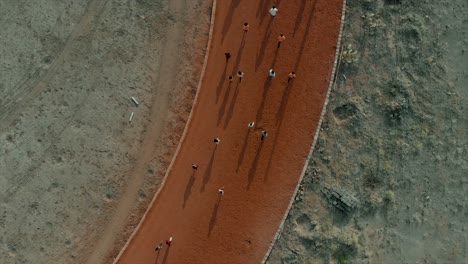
[111,0,217,262]
[261,0,348,262]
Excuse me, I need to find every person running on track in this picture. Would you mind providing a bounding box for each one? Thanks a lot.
[155,242,163,251]
[269,69,276,80]
[243,22,249,33]
[237,71,244,82]
[225,52,231,62]
[277,34,286,48]
[166,237,173,247]
[269,6,278,17]
[288,71,296,82]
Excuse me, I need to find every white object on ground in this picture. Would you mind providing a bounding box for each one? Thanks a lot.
[131,97,139,107]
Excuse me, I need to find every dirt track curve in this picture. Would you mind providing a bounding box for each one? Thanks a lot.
[115,0,343,263]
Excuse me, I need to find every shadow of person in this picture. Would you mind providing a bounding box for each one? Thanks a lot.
[247,140,264,190]
[264,129,280,183]
[263,82,294,181]
[216,63,229,103]
[255,77,272,124]
[183,170,196,208]
[208,197,222,237]
[276,83,293,124]
[293,0,307,37]
[224,80,241,129]
[221,0,240,43]
[161,245,171,264]
[200,147,217,192]
[256,0,269,20]
[294,0,318,70]
[255,17,273,72]
[236,128,251,173]
[154,248,161,264]
[217,81,232,126]
[232,36,246,75]
[270,48,280,69]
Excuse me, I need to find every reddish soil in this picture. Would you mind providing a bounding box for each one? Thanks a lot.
[116,0,343,263]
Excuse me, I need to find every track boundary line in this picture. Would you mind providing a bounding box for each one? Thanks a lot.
[261,0,348,262]
[111,0,217,262]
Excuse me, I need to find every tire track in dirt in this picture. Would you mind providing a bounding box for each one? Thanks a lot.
[0,0,110,202]
[0,0,108,131]
[0,62,104,202]
[0,67,106,264]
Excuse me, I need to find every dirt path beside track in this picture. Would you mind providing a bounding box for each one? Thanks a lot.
[0,0,211,263]
[85,0,197,263]
[116,0,343,263]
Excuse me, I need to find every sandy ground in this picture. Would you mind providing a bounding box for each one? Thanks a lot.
[0,0,210,263]
[267,0,468,263]
[3,0,464,263]
[115,0,342,263]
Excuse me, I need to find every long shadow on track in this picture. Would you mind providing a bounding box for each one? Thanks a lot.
[201,147,217,192]
[236,128,252,172]
[221,0,240,43]
[255,77,272,124]
[232,35,246,75]
[217,81,233,126]
[265,82,294,181]
[247,140,264,190]
[294,0,318,71]
[154,248,162,264]
[216,62,229,103]
[161,246,171,264]
[257,0,269,21]
[224,80,241,128]
[183,170,197,208]
[208,196,222,237]
[255,16,274,72]
[293,0,307,37]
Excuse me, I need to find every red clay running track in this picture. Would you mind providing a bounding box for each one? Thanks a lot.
[115,0,343,263]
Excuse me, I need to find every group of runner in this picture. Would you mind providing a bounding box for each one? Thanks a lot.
[211,5,297,198]
[154,4,297,253]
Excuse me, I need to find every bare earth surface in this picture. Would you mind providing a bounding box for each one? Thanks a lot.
[267,0,468,263]
[116,0,342,263]
[2,0,466,263]
[0,0,210,263]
